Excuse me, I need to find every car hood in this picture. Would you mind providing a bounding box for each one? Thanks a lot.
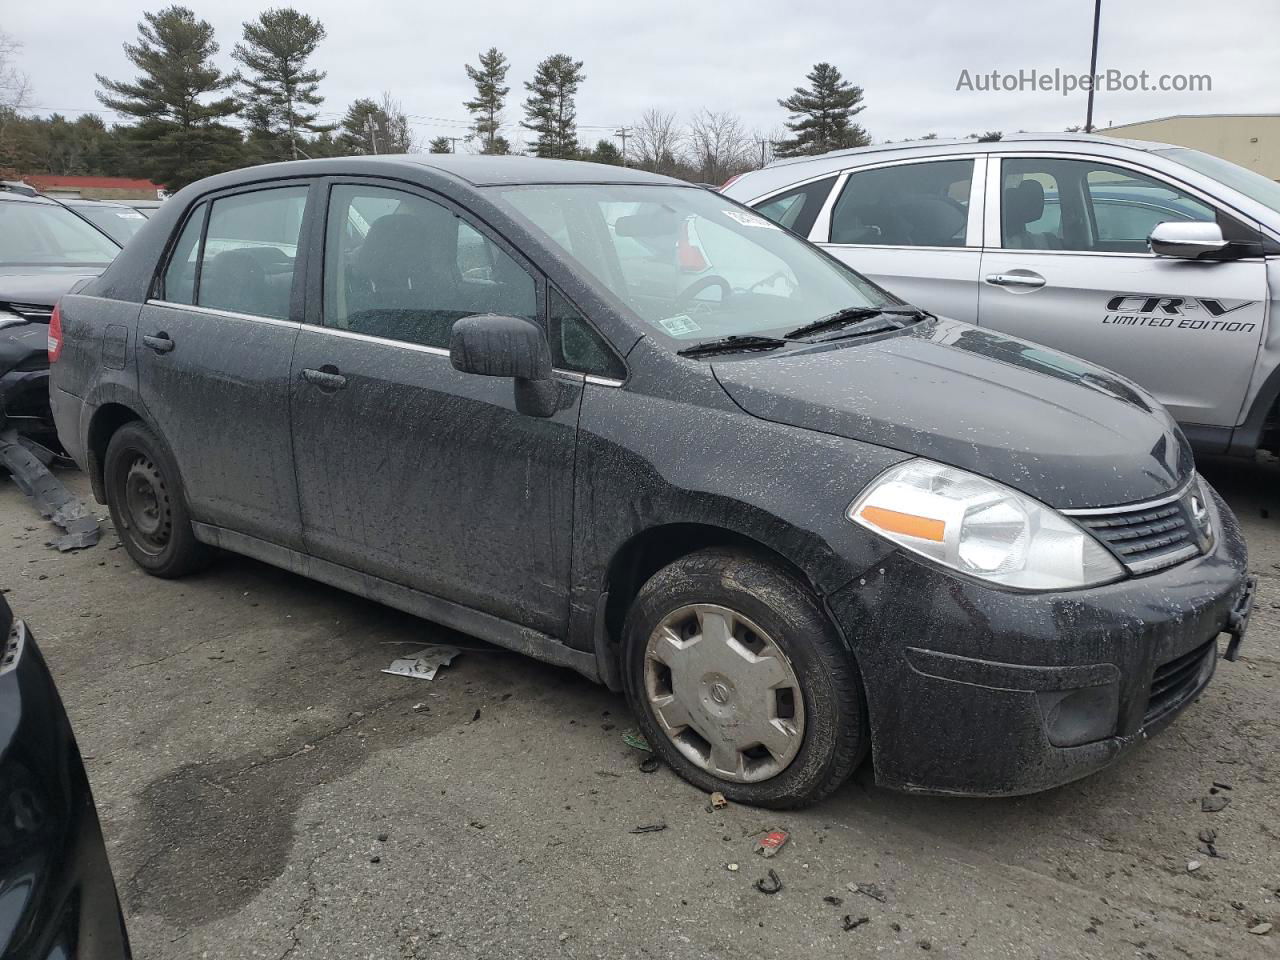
[0,266,106,308]
[711,317,1193,510]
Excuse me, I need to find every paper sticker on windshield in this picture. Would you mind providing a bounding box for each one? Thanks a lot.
[658,314,701,336]
[722,209,777,229]
[116,210,146,219]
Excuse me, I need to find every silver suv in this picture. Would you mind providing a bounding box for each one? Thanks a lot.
[722,133,1280,457]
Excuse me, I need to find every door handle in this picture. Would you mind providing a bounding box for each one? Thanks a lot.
[984,273,1046,288]
[301,366,348,391]
[142,332,175,353]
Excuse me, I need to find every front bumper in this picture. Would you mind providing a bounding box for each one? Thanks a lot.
[828,486,1251,797]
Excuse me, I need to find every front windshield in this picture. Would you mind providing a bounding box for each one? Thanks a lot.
[498,184,892,342]
[68,203,148,246]
[0,200,120,266]
[1157,147,1280,217]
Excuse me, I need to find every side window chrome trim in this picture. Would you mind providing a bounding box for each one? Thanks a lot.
[147,300,301,328]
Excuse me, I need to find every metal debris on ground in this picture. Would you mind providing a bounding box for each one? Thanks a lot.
[754,869,782,894]
[709,791,727,810]
[849,881,888,903]
[622,730,650,751]
[842,915,870,931]
[0,428,100,551]
[638,753,660,773]
[629,822,667,834]
[1201,795,1231,813]
[380,644,461,681]
[754,829,789,858]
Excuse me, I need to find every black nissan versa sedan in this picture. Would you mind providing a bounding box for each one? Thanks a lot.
[48,156,1254,807]
[0,595,132,958]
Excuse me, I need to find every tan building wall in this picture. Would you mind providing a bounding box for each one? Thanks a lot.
[1101,114,1280,180]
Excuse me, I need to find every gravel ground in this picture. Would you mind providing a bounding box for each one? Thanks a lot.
[2,458,1276,959]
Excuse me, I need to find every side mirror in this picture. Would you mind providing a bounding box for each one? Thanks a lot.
[1149,221,1229,260]
[449,314,560,418]
[450,314,552,380]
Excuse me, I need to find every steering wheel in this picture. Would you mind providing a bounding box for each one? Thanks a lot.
[677,274,732,310]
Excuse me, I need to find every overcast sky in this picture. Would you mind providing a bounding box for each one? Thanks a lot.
[8,0,1279,149]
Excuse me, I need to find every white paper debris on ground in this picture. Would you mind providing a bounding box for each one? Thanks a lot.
[381,645,462,681]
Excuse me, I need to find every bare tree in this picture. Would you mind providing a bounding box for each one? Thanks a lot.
[687,108,753,185]
[378,92,417,153]
[629,108,684,175]
[0,32,31,111]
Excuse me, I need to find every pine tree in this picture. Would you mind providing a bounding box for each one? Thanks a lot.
[428,136,453,154]
[95,6,243,190]
[586,138,621,165]
[464,47,510,155]
[233,8,330,161]
[521,54,584,159]
[775,62,868,158]
[338,95,413,155]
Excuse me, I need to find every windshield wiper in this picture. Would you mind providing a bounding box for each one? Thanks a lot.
[784,306,932,340]
[676,335,787,358]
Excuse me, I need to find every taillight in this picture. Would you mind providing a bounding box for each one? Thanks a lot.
[48,301,63,362]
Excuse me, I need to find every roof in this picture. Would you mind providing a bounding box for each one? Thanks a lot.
[0,190,57,205]
[1103,113,1280,131]
[20,174,161,192]
[56,196,135,208]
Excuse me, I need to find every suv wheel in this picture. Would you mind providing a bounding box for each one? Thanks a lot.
[103,422,210,578]
[623,548,868,808]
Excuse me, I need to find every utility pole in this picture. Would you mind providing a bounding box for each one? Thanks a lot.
[756,138,768,169]
[614,126,630,167]
[366,116,380,155]
[1085,0,1103,133]
[449,137,463,153]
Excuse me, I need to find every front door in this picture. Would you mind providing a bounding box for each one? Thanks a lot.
[289,180,580,636]
[977,155,1268,433]
[815,156,986,322]
[138,183,311,547]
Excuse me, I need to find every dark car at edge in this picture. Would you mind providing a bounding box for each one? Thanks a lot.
[48,155,1253,807]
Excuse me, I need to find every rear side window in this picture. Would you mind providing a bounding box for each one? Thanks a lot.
[830,160,973,247]
[752,176,836,237]
[161,203,206,305]
[549,287,625,379]
[323,184,537,349]
[197,187,308,319]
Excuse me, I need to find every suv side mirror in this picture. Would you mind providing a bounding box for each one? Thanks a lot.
[449,314,560,417]
[1149,221,1230,259]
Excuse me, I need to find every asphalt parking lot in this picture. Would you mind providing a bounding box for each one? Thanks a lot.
[3,459,1278,959]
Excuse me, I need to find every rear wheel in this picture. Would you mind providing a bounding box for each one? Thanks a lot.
[623,548,868,808]
[103,422,210,578]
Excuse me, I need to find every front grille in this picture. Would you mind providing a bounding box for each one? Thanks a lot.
[1067,483,1211,575]
[4,302,53,323]
[1144,638,1215,725]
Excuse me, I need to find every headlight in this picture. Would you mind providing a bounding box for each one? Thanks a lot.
[849,460,1123,590]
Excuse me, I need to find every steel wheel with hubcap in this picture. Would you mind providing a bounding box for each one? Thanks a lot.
[624,547,869,809]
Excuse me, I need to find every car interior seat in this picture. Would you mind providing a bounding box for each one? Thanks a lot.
[1003,179,1061,249]
[200,249,273,317]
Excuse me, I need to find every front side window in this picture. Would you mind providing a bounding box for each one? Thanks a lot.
[753,176,836,237]
[0,200,120,266]
[829,160,973,247]
[1001,158,1218,253]
[198,187,308,319]
[499,184,890,344]
[324,184,536,349]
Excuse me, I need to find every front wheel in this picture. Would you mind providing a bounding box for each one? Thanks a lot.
[622,548,868,808]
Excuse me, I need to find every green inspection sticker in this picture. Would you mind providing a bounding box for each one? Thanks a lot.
[658,314,701,336]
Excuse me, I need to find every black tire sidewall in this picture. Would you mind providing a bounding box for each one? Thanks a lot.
[622,548,867,808]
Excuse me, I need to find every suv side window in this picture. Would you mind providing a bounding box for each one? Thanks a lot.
[324,184,537,349]
[1001,158,1220,253]
[549,287,625,379]
[198,187,308,319]
[161,202,207,304]
[753,176,836,237]
[829,160,973,247]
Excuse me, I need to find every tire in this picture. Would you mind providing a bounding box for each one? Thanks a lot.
[103,421,211,578]
[622,547,868,809]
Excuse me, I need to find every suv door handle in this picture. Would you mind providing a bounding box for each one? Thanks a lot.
[142,332,175,353]
[301,366,348,391]
[985,273,1046,288]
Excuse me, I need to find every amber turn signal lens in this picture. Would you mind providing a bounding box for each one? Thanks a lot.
[858,505,945,542]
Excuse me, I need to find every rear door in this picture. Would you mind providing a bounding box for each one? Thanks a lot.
[977,155,1268,433]
[808,155,986,321]
[288,179,588,636]
[139,182,312,548]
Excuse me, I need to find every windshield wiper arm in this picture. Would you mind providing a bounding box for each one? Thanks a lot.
[676,335,787,358]
[784,305,933,340]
